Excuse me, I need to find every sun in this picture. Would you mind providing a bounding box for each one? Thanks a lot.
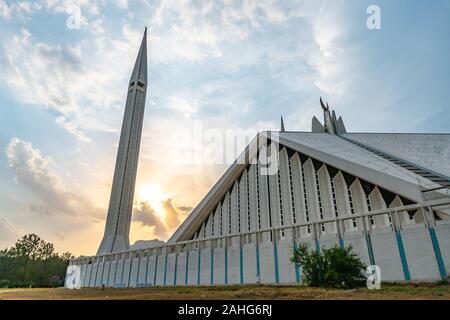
[137,184,169,217]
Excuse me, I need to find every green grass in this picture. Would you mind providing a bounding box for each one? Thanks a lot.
[0,283,449,300]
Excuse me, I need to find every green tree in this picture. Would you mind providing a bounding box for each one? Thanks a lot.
[0,234,74,288]
[291,244,367,289]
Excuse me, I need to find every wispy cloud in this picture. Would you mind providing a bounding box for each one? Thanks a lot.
[6,137,102,219]
[56,116,92,143]
[0,217,20,248]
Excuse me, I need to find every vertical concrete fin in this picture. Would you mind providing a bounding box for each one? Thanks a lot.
[311,116,325,133]
[337,116,347,133]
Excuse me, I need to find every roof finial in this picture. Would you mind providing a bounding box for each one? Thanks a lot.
[280,116,286,132]
[320,97,329,111]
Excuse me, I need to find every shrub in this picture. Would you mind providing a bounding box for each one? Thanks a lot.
[291,244,367,289]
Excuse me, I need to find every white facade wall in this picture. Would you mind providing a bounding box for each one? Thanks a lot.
[279,148,293,232]
[268,165,280,230]
[303,159,318,224]
[213,246,226,285]
[290,153,303,225]
[69,148,450,287]
[243,243,258,284]
[317,165,335,234]
[248,165,258,231]
[350,179,366,231]
[199,245,212,285]
[214,203,222,237]
[370,227,404,281]
[277,239,296,283]
[165,251,177,286]
[401,225,441,281]
[71,215,450,287]
[227,242,241,284]
[230,183,238,235]
[239,171,249,233]
[258,148,270,232]
[222,193,230,236]
[435,221,450,274]
[175,251,187,286]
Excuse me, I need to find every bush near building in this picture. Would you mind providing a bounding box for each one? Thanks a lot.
[291,244,367,289]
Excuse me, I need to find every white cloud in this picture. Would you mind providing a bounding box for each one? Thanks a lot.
[309,2,348,96]
[0,0,12,19]
[56,116,92,143]
[6,137,102,219]
[168,96,198,116]
[1,28,83,114]
[115,0,128,9]
[0,26,145,137]
[43,0,100,16]
[0,0,42,20]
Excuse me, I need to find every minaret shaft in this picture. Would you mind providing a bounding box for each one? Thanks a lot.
[97,29,148,255]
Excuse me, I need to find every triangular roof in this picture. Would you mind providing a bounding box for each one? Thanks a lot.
[169,130,450,243]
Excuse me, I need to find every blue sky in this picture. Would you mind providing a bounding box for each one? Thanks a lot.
[0,0,449,255]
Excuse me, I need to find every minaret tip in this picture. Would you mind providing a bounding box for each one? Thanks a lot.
[129,27,148,84]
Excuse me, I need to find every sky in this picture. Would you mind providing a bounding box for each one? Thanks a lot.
[0,0,449,256]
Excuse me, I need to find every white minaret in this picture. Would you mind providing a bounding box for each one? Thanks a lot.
[97,28,148,255]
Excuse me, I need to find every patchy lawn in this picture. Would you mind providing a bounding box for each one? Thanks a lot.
[0,283,449,300]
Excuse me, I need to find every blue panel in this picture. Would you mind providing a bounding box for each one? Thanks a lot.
[224,245,228,285]
[173,253,178,285]
[144,256,150,286]
[210,249,214,285]
[121,259,126,285]
[127,259,132,287]
[93,263,100,287]
[153,254,159,286]
[365,233,376,266]
[100,262,106,285]
[113,261,118,285]
[256,244,261,282]
[273,242,280,284]
[163,254,168,286]
[197,250,201,286]
[240,244,244,284]
[136,257,141,286]
[185,252,189,286]
[395,231,411,281]
[428,228,447,279]
[293,242,300,284]
[107,261,112,286]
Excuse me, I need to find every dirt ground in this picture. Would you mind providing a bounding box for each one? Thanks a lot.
[0,283,449,300]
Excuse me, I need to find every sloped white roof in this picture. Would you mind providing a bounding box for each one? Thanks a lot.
[342,133,450,178]
[169,131,446,242]
[279,132,439,192]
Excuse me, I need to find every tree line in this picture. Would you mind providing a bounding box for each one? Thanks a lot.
[0,234,73,288]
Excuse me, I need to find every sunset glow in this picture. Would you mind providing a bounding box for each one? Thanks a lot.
[138,184,169,217]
